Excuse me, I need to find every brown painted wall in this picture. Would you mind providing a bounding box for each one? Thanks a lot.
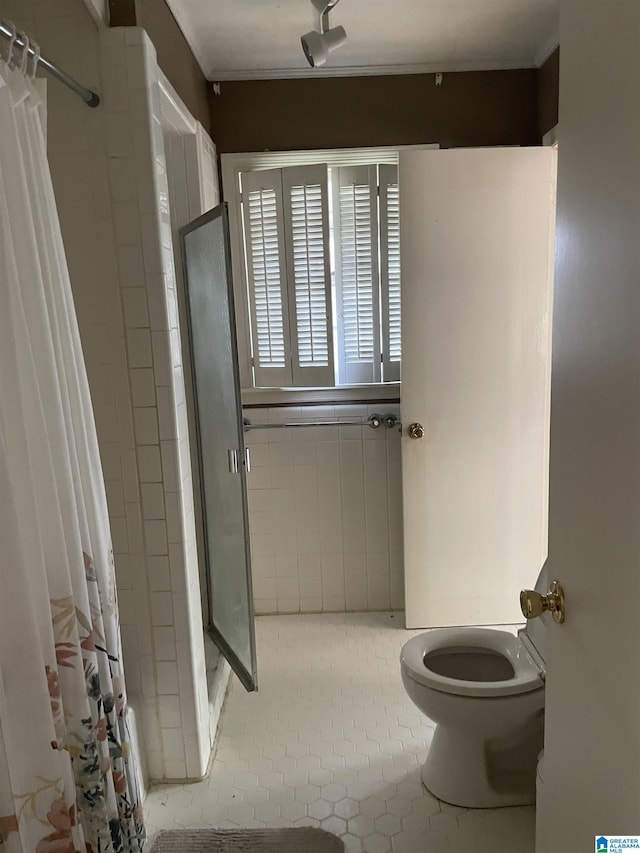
[208,69,540,154]
[109,0,211,136]
[108,0,135,26]
[538,47,560,141]
[109,1,558,152]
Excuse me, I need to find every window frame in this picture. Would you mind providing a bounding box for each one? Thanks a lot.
[222,144,438,403]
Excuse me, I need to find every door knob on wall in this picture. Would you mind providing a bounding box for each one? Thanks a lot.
[407,422,425,439]
[520,580,566,624]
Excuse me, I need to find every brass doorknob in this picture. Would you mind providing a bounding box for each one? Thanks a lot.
[520,580,566,624]
[407,422,425,439]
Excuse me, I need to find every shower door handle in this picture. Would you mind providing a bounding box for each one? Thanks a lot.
[228,448,251,473]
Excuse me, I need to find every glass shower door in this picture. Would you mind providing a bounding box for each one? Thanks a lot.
[180,203,257,691]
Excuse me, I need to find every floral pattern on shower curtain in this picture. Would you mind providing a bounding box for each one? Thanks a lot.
[0,51,144,853]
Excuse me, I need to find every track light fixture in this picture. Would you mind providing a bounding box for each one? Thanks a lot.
[301,0,347,68]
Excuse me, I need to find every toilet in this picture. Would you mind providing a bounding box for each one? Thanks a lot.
[400,566,549,809]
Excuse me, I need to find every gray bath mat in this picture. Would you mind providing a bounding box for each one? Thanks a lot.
[150,827,345,852]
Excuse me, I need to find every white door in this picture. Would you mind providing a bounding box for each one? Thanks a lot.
[400,148,556,629]
[538,1,640,849]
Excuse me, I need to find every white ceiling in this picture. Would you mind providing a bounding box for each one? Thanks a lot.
[166,0,559,81]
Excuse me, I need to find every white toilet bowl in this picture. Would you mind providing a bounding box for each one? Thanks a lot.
[400,627,545,808]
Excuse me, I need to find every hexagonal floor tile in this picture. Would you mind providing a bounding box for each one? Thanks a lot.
[386,796,414,818]
[347,814,376,838]
[308,799,333,821]
[359,798,387,820]
[253,801,281,823]
[321,815,347,836]
[342,833,363,853]
[294,783,322,804]
[334,798,360,820]
[143,614,534,853]
[279,799,308,822]
[362,832,392,853]
[374,814,403,838]
[321,782,347,803]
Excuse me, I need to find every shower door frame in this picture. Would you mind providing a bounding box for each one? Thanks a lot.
[180,203,258,692]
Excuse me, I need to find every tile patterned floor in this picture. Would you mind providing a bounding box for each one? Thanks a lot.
[145,613,535,852]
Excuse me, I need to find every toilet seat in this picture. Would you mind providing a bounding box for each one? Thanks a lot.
[401,628,543,698]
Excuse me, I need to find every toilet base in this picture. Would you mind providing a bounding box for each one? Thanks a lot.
[421,723,539,809]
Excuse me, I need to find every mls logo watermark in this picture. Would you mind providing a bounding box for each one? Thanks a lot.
[596,837,640,852]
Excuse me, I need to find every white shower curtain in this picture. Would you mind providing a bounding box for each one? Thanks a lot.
[0,49,144,853]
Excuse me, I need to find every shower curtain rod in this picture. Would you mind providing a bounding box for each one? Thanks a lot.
[0,22,100,108]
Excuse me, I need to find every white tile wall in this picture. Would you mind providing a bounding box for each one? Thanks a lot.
[99,27,216,781]
[244,405,404,616]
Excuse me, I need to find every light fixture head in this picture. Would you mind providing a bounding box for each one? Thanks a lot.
[301,25,347,68]
[301,0,347,68]
[301,29,326,67]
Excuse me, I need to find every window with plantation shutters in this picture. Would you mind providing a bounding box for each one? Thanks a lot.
[282,166,334,386]
[241,168,293,387]
[380,164,401,382]
[333,165,381,384]
[239,158,403,389]
[241,165,333,388]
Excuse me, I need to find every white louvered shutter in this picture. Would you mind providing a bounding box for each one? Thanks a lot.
[333,165,381,384]
[241,168,293,387]
[281,165,335,387]
[379,164,401,382]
